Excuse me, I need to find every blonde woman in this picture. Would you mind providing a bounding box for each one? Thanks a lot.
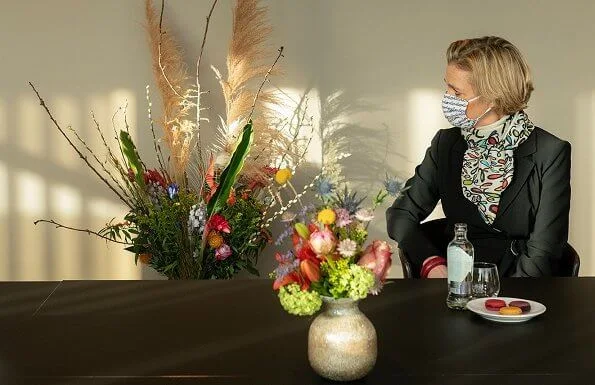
[387,36,571,278]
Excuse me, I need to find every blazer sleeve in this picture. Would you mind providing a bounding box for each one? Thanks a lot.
[513,141,571,277]
[386,130,443,273]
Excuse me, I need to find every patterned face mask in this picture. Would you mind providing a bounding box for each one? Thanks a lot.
[442,92,491,129]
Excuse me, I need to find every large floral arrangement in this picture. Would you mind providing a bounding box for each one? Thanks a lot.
[31,0,313,279]
[272,185,397,316]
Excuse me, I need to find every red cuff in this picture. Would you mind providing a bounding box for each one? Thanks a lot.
[421,256,446,278]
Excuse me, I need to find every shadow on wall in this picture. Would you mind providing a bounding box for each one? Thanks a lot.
[251,86,410,279]
[0,90,144,280]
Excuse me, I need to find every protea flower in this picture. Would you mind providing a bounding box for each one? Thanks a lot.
[309,229,336,255]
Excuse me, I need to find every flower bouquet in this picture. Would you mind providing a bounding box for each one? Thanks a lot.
[31,0,312,279]
[271,183,400,381]
[272,186,394,315]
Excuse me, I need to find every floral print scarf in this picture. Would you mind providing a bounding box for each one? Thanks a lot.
[461,110,534,225]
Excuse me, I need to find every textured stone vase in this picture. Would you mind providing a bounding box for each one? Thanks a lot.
[308,297,377,381]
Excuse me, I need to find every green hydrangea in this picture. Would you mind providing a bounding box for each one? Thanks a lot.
[322,259,375,300]
[347,264,375,299]
[278,284,322,316]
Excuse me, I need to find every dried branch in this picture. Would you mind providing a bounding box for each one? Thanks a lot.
[195,0,219,164]
[34,219,133,245]
[67,124,133,206]
[29,82,131,208]
[247,46,283,123]
[145,85,169,179]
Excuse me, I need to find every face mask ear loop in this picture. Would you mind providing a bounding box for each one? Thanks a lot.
[472,106,492,128]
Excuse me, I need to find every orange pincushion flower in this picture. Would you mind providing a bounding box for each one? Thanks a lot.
[138,253,151,264]
[208,232,224,249]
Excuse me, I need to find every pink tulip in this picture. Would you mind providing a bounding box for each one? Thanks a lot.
[308,229,336,255]
[358,240,393,293]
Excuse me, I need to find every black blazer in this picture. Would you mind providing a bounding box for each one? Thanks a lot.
[386,126,571,277]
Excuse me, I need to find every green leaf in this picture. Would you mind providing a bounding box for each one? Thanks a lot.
[294,222,310,239]
[119,130,145,189]
[244,264,260,276]
[207,121,253,215]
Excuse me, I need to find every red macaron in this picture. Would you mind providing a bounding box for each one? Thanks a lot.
[485,299,507,311]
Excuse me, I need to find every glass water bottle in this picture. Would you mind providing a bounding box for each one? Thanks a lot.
[446,223,474,310]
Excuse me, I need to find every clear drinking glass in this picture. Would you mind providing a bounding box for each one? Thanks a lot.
[472,262,500,298]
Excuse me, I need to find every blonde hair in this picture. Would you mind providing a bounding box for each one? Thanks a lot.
[447,36,534,115]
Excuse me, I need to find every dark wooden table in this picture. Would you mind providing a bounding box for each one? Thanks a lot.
[0,278,593,384]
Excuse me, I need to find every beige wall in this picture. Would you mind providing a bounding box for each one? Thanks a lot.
[1,0,593,280]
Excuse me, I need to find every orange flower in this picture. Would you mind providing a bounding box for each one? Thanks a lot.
[300,259,321,282]
[227,189,237,205]
[138,253,151,264]
[208,232,224,249]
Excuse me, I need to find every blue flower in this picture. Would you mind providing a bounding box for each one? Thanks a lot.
[384,175,406,197]
[315,177,335,198]
[167,183,179,199]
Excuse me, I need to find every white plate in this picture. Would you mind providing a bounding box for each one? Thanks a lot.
[466,297,546,323]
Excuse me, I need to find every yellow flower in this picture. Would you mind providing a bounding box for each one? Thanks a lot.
[208,232,224,249]
[275,168,292,185]
[317,208,336,225]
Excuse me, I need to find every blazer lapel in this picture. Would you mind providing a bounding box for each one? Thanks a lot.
[493,132,537,223]
[452,132,467,155]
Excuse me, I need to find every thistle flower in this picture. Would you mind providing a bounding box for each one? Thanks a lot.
[334,185,366,215]
[315,177,335,198]
[384,175,407,197]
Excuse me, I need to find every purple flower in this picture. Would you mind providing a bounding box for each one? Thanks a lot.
[273,251,299,280]
[335,208,352,228]
[275,225,294,246]
[299,204,314,219]
[167,183,179,199]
